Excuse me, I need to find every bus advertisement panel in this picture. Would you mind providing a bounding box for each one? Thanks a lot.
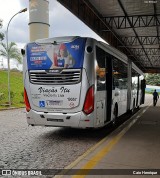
[26,38,86,70]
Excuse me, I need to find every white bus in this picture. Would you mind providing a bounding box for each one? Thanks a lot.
[22,36,145,128]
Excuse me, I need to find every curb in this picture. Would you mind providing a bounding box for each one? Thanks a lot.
[0,107,25,111]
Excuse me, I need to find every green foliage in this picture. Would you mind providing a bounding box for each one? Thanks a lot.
[21,91,24,98]
[0,93,5,101]
[0,70,24,108]
[0,33,4,41]
[0,19,2,28]
[145,73,160,86]
[0,42,22,63]
[0,19,4,41]
[10,91,15,101]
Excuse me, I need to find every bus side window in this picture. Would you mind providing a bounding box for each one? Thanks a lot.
[113,57,128,90]
[113,77,119,90]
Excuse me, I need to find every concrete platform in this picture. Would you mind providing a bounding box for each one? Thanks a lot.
[55,94,160,178]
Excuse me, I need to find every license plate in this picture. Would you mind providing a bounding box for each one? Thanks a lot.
[46,100,63,106]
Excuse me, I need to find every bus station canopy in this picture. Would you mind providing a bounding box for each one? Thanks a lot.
[57,0,160,73]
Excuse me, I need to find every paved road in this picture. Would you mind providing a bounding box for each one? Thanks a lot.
[0,95,151,177]
[0,109,113,171]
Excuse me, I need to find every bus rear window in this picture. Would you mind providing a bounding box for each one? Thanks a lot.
[27,38,86,70]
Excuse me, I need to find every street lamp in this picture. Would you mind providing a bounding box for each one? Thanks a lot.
[6,8,27,107]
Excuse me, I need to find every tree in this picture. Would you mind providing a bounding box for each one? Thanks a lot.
[0,19,4,41]
[0,42,22,64]
[145,73,160,86]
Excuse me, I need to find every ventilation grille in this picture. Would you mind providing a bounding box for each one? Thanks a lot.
[29,69,81,85]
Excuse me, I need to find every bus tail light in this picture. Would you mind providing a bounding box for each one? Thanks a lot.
[83,86,94,115]
[24,88,31,112]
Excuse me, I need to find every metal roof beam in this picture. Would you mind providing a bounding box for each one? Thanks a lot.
[143,67,160,73]
[120,36,159,46]
[117,0,153,68]
[140,56,160,61]
[132,55,160,68]
[154,4,160,48]
[103,14,160,29]
[130,48,160,55]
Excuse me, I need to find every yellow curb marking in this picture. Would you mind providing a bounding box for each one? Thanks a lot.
[55,101,152,178]
[72,103,152,178]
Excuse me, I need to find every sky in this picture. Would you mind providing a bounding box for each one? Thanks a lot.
[0,0,104,47]
[0,0,105,70]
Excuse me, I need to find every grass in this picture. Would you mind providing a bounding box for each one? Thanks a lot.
[145,91,160,95]
[0,70,25,109]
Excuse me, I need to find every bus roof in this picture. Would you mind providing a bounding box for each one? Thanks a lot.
[132,62,144,75]
[35,36,81,44]
[98,41,128,63]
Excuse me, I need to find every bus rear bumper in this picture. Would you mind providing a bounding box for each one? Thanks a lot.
[26,109,94,128]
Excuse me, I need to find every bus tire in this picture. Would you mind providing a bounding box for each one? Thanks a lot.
[112,104,118,126]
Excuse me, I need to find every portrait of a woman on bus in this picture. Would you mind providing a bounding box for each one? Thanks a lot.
[52,44,69,68]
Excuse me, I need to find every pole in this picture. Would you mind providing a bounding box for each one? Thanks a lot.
[6,8,27,107]
[29,0,49,41]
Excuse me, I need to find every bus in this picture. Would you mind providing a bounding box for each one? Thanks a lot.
[22,36,145,128]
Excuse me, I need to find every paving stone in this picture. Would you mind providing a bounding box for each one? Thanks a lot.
[0,108,109,176]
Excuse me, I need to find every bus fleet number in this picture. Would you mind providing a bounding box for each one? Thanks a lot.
[67,97,77,101]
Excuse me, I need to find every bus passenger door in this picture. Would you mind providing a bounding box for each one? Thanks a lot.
[96,67,106,126]
[96,46,112,126]
[96,100,105,126]
[140,79,146,104]
[106,55,112,123]
[96,47,106,126]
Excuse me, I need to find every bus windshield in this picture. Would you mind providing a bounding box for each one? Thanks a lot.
[26,38,86,70]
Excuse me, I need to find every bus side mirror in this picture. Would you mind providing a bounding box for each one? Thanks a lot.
[21,49,25,56]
